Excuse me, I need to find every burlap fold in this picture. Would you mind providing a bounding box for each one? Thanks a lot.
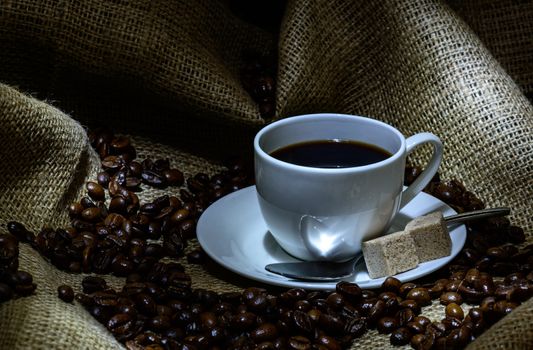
[0,0,532,349]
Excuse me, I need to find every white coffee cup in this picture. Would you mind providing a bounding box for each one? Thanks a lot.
[254,113,443,262]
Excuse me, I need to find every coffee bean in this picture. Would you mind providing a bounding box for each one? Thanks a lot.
[251,323,279,343]
[186,248,206,264]
[163,169,184,186]
[87,182,106,201]
[319,313,345,335]
[406,288,431,306]
[445,303,464,320]
[441,317,462,332]
[377,316,399,334]
[399,299,421,315]
[381,276,402,293]
[439,291,463,305]
[446,325,471,349]
[336,281,362,303]
[141,170,166,188]
[344,317,366,337]
[367,299,387,325]
[6,221,34,243]
[326,292,344,310]
[390,327,413,346]
[410,333,435,350]
[82,276,107,294]
[288,335,311,350]
[396,308,415,327]
[399,283,417,298]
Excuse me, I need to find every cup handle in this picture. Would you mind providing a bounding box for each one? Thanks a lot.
[399,132,443,208]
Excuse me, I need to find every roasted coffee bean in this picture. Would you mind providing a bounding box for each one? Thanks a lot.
[390,327,413,346]
[410,334,433,350]
[292,310,314,335]
[97,171,111,187]
[109,135,131,151]
[80,196,97,209]
[68,202,85,218]
[446,325,471,349]
[378,291,397,302]
[426,321,447,339]
[458,284,484,303]
[141,170,166,188]
[107,313,134,332]
[336,281,362,302]
[231,311,257,331]
[81,276,108,294]
[377,316,399,334]
[6,221,34,243]
[81,207,103,222]
[494,300,519,316]
[399,299,421,315]
[319,313,345,335]
[287,335,311,350]
[440,291,463,305]
[306,308,322,324]
[163,169,184,186]
[367,299,387,325]
[326,292,344,310]
[0,234,19,260]
[464,307,486,335]
[358,297,377,316]
[93,291,119,307]
[406,321,425,335]
[396,308,415,327]
[445,303,464,320]
[344,316,367,337]
[406,288,431,306]
[442,317,462,332]
[381,276,402,293]
[87,182,106,201]
[399,283,417,298]
[414,315,431,328]
[251,323,279,343]
[428,282,446,299]
[186,248,206,264]
[11,270,33,285]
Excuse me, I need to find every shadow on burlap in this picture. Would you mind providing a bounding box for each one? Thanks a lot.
[0,0,532,349]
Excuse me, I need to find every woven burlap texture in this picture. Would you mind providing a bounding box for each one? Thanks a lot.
[1,0,532,349]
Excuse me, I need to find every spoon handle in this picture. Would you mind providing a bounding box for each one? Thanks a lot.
[444,207,510,225]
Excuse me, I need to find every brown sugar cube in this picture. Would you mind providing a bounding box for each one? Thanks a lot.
[405,211,452,262]
[362,231,419,279]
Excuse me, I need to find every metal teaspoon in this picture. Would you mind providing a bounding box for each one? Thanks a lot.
[264,207,510,281]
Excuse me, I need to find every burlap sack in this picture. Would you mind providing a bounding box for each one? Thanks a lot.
[0,0,532,349]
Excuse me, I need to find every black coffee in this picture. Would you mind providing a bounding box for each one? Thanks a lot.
[270,140,392,168]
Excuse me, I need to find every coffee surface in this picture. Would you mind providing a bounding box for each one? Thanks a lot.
[270,140,392,168]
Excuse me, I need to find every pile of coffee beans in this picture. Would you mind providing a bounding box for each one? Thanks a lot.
[7,129,253,276]
[240,51,277,119]
[69,267,369,349]
[0,229,36,304]
[3,132,532,349]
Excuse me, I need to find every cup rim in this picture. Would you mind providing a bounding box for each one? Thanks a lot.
[254,113,406,173]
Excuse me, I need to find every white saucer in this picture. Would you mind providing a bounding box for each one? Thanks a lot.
[197,186,466,290]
